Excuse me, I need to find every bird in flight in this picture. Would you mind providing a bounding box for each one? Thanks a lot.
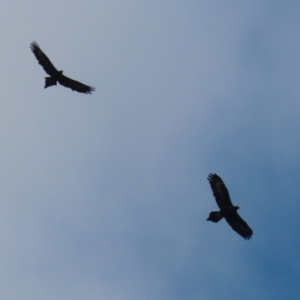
[30,41,95,94]
[206,173,253,240]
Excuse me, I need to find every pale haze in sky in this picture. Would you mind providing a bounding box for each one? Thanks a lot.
[0,1,299,299]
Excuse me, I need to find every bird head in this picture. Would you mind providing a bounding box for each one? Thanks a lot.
[234,205,241,211]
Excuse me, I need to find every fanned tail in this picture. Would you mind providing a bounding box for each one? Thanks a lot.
[44,77,57,88]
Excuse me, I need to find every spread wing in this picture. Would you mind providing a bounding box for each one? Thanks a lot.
[58,74,95,94]
[225,211,253,240]
[30,41,58,76]
[207,173,232,210]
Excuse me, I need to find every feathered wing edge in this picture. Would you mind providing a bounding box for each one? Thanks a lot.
[225,212,253,240]
[30,41,58,76]
[207,173,232,210]
[58,74,95,94]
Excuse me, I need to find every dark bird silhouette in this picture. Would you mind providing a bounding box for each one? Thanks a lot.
[207,173,253,240]
[30,41,95,94]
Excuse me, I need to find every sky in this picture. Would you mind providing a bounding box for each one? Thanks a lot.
[0,0,299,299]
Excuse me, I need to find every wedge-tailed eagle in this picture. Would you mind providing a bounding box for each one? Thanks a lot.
[206,173,253,240]
[30,41,95,94]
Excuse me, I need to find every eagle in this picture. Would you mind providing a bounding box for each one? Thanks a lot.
[30,41,95,94]
[206,173,253,240]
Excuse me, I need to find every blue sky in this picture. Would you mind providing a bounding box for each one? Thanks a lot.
[0,1,299,299]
